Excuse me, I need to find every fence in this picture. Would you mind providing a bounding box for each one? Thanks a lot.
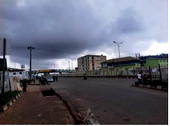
[0,71,22,95]
[59,65,168,81]
[0,71,11,94]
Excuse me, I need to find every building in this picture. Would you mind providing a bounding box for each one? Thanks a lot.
[78,55,106,71]
[139,54,168,67]
[101,54,168,68]
[99,54,168,77]
[101,56,142,68]
[94,56,142,76]
[8,68,29,79]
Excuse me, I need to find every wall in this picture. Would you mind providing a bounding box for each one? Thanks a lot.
[0,71,11,94]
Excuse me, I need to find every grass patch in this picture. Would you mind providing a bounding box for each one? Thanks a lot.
[0,91,21,106]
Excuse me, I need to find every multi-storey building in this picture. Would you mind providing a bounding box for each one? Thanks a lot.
[78,55,106,72]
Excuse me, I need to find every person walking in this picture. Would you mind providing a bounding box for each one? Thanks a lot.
[137,71,143,83]
[83,73,87,80]
[22,79,28,92]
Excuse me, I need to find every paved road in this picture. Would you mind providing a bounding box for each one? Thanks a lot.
[51,77,168,124]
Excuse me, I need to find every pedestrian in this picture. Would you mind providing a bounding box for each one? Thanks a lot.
[22,79,28,92]
[83,73,87,80]
[137,71,143,83]
[43,77,48,85]
[56,75,58,81]
[33,78,35,85]
[143,73,149,85]
[39,77,44,85]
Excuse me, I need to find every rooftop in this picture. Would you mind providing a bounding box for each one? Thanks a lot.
[102,56,140,64]
[139,54,168,60]
[78,54,106,59]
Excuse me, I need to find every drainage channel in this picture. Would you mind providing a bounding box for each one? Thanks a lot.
[41,89,56,96]
[41,88,83,124]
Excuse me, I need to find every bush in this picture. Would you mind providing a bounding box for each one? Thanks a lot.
[0,91,21,106]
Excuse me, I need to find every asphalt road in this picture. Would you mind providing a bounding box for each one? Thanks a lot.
[51,77,168,124]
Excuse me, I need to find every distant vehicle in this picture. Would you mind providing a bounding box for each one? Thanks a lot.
[43,75,54,83]
[46,77,54,82]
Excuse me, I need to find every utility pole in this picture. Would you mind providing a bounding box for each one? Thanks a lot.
[27,46,35,80]
[113,41,123,58]
[158,64,162,82]
[68,60,70,70]
[71,60,73,70]
[1,38,6,94]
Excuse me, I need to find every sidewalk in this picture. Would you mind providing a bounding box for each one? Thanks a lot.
[0,85,75,124]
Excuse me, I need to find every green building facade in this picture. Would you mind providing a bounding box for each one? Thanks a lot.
[143,58,168,67]
[85,54,168,76]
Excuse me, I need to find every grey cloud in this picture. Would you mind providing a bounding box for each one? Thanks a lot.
[98,7,146,50]
[112,8,145,34]
[0,0,168,67]
[0,0,103,63]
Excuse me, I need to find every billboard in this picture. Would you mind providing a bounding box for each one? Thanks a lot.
[0,38,10,56]
[0,58,7,71]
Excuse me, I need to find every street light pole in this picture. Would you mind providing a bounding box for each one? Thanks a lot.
[113,41,123,58]
[117,44,120,58]
[27,46,35,80]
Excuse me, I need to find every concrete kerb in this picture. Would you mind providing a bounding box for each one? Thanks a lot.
[50,88,99,124]
[131,83,168,92]
[0,92,23,112]
[51,89,83,124]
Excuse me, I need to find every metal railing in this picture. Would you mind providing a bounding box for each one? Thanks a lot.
[58,65,168,81]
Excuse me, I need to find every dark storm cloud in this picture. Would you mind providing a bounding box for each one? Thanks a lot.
[98,7,145,48]
[0,0,104,64]
[113,8,145,34]
[0,0,167,66]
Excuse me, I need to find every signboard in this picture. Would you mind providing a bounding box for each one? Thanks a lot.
[0,38,10,56]
[0,58,7,71]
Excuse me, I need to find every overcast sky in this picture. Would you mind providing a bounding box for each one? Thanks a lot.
[0,0,168,69]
